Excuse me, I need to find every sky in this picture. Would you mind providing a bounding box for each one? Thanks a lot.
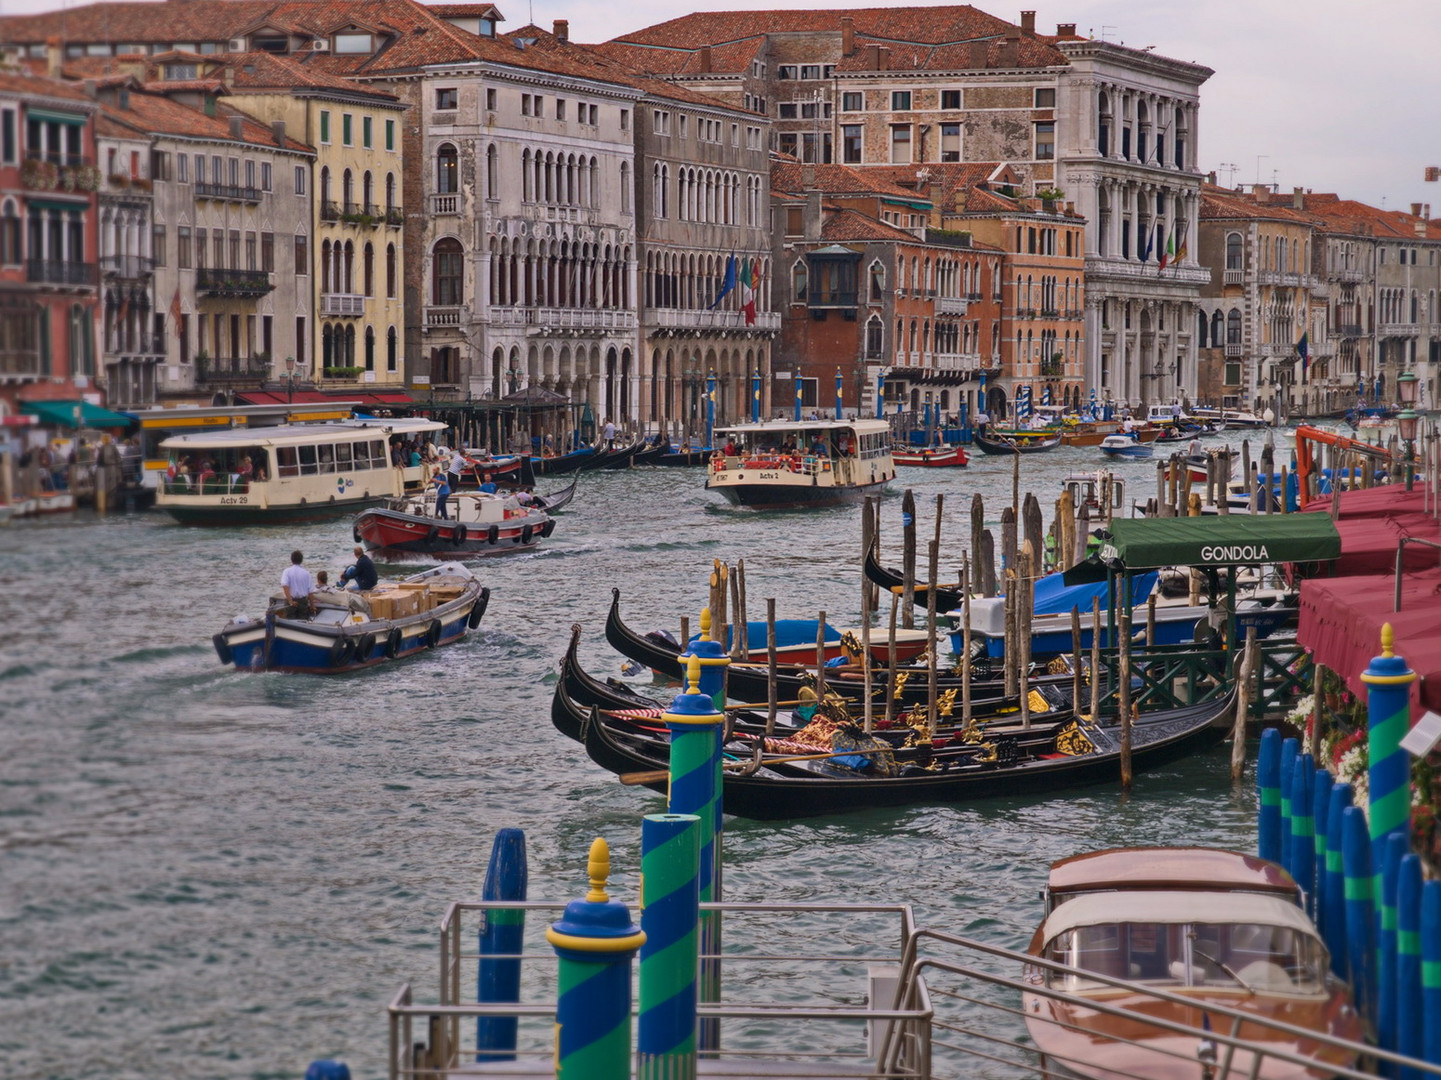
[3,0,1437,215]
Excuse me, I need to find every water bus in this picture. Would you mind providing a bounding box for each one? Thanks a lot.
[705,418,894,508]
[156,416,445,525]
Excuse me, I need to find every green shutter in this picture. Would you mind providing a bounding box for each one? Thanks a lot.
[319,110,330,143]
[342,114,352,145]
[385,119,394,151]
[362,116,372,149]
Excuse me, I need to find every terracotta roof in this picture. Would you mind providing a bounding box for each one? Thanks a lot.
[1298,194,1434,240]
[96,89,313,152]
[425,3,502,17]
[818,206,924,244]
[1199,184,1313,225]
[141,78,229,94]
[0,69,97,104]
[771,162,924,200]
[219,51,400,99]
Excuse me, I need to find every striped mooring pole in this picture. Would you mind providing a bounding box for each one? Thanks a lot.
[1324,781,1354,978]
[477,828,527,1061]
[1288,755,1315,917]
[665,650,725,1053]
[1311,767,1334,934]
[1362,623,1415,900]
[1257,728,1282,863]
[1379,831,1407,1062]
[1279,735,1299,873]
[1397,853,1423,1076]
[1342,804,1377,1027]
[546,838,645,1080]
[1421,879,1441,1067]
[637,813,702,1080]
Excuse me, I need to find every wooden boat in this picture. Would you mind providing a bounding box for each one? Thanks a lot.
[590,436,654,470]
[654,445,712,467]
[974,429,1062,455]
[706,418,894,508]
[155,416,446,525]
[212,564,489,674]
[864,546,966,611]
[686,617,930,666]
[535,445,597,475]
[1023,847,1363,1080]
[353,487,554,558]
[1099,434,1153,460]
[893,444,969,468]
[570,678,1233,819]
[532,476,579,513]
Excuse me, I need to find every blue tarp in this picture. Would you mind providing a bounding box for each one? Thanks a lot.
[691,620,841,651]
[1032,568,1158,615]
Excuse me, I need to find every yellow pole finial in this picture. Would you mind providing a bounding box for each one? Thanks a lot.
[1381,622,1395,659]
[686,653,703,695]
[699,607,713,641]
[585,837,611,903]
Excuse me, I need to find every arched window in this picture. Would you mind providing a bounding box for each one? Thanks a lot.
[386,243,396,298]
[320,239,332,294]
[1225,232,1242,271]
[342,168,354,212]
[363,242,374,296]
[433,238,464,305]
[342,240,354,292]
[865,316,883,359]
[1197,308,1208,348]
[386,172,396,211]
[362,171,374,213]
[320,166,331,207]
[1211,309,1224,343]
[620,161,630,213]
[486,144,497,197]
[364,325,375,371]
[1226,308,1241,344]
[790,259,807,302]
[869,260,885,302]
[387,326,397,371]
[436,143,459,195]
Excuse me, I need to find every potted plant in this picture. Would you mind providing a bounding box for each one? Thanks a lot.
[194,350,210,379]
[1036,186,1064,211]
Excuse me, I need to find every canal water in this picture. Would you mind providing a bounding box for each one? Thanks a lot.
[0,441,1259,1079]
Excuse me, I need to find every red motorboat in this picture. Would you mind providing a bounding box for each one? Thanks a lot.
[354,489,554,558]
[892,444,969,468]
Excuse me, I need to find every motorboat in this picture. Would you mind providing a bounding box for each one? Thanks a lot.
[706,418,894,508]
[1024,847,1363,1080]
[892,444,969,467]
[353,484,559,558]
[1099,434,1153,460]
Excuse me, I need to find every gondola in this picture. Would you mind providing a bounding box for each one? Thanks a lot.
[533,476,579,513]
[603,588,1076,710]
[863,546,966,611]
[654,446,712,467]
[535,445,597,475]
[973,429,1062,455]
[574,680,1235,819]
[589,437,652,470]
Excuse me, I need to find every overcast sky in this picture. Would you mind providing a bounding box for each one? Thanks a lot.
[6,0,1436,214]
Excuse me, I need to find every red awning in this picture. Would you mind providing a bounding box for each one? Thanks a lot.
[233,390,414,407]
[1300,487,1441,575]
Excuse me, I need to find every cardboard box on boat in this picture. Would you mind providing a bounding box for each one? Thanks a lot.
[366,589,419,620]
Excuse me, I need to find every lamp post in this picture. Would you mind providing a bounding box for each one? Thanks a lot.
[1397,366,1419,491]
[283,354,297,405]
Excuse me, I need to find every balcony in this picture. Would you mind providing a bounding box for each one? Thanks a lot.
[385,207,404,227]
[100,254,155,280]
[933,352,981,372]
[490,306,639,333]
[1337,323,1364,337]
[809,291,858,310]
[1224,342,1243,357]
[320,292,366,317]
[27,259,97,287]
[195,355,270,386]
[432,194,460,215]
[1085,256,1211,286]
[1334,268,1365,283]
[106,333,164,358]
[1039,307,1060,319]
[321,200,342,222]
[0,349,42,379]
[195,181,261,203]
[1223,269,1245,285]
[196,268,274,298]
[934,294,968,316]
[425,306,463,327]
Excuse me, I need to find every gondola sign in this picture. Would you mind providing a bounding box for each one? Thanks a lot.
[1099,515,1341,570]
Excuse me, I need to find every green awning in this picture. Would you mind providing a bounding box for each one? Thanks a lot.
[22,399,134,429]
[27,109,86,125]
[1098,514,1342,570]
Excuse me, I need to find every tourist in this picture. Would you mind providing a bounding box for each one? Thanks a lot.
[1188,436,1203,457]
[602,418,617,447]
[281,550,314,619]
[430,470,451,520]
[341,545,378,591]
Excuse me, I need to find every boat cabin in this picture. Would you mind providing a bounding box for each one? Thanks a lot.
[706,418,895,507]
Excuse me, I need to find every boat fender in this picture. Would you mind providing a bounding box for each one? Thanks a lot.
[329,494,336,504]
[385,627,402,658]
[452,524,468,546]
[352,524,363,543]
[355,632,376,659]
[424,619,442,648]
[466,599,485,629]
[426,525,440,543]
[487,524,499,544]
[212,633,233,665]
[329,636,356,667]
[540,518,556,538]
[521,524,534,544]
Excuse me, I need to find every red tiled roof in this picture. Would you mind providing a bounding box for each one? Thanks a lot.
[425,3,502,17]
[97,89,314,152]
[219,51,400,99]
[0,69,97,104]
[771,162,924,200]
[818,206,923,244]
[1199,184,1313,225]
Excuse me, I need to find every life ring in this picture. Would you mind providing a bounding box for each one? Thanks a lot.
[212,633,233,665]
[424,619,443,648]
[540,518,556,538]
[329,637,356,667]
[352,524,363,543]
[355,632,377,660]
[452,524,468,546]
[521,524,534,544]
[487,524,499,544]
[385,627,402,658]
[426,525,440,543]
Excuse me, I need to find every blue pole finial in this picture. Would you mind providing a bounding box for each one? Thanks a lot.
[705,372,716,449]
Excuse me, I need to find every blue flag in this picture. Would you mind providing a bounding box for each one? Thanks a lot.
[1140,225,1154,263]
[1298,331,1310,380]
[708,255,737,310]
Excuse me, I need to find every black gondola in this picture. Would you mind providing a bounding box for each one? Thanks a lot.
[533,476,579,513]
[973,429,1062,455]
[863,546,966,611]
[536,445,598,475]
[590,437,652,470]
[654,446,712,467]
[573,680,1234,819]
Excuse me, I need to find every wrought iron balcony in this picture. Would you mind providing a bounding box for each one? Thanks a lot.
[196,268,274,298]
[195,355,271,385]
[385,207,404,227]
[321,201,342,222]
[27,259,97,287]
[195,181,261,203]
[100,254,155,279]
[0,348,43,378]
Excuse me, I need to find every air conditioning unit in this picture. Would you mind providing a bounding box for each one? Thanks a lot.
[228,38,245,51]
[310,38,330,52]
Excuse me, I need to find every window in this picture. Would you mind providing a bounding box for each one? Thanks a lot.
[889,124,911,164]
[556,99,566,121]
[791,260,807,301]
[653,110,670,136]
[1035,88,1056,108]
[779,104,799,120]
[245,231,256,270]
[432,238,463,305]
[177,153,188,183]
[866,316,883,359]
[891,90,911,110]
[589,105,598,125]
[842,125,862,164]
[786,206,803,235]
[362,116,372,148]
[940,123,961,162]
[435,87,458,110]
[261,162,271,191]
[0,108,13,164]
[1225,232,1242,271]
[334,33,371,54]
[177,226,191,268]
[261,232,274,271]
[841,91,863,112]
[152,224,166,267]
[294,234,308,275]
[386,243,396,297]
[1034,122,1055,160]
[436,144,458,194]
[342,114,352,146]
[245,159,255,189]
[777,65,797,79]
[387,327,397,372]
[485,88,496,111]
[778,133,797,157]
[533,97,544,119]
[384,118,395,151]
[941,89,962,110]
[318,111,332,145]
[294,166,306,194]
[800,64,822,79]
[620,108,630,131]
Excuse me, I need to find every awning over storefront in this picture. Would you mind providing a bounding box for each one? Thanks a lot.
[1098,514,1342,571]
[233,390,413,407]
[1301,487,1440,576]
[21,399,134,429]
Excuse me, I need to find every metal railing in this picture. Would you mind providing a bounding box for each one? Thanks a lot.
[196,268,273,297]
[320,292,365,316]
[195,181,261,202]
[100,254,155,278]
[321,200,342,222]
[0,349,42,377]
[27,259,97,286]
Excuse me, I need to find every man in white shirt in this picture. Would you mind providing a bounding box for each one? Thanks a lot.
[281,550,313,619]
[446,448,469,488]
[602,419,617,447]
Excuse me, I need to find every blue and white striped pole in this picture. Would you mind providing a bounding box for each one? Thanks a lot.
[477,828,528,1061]
[1363,624,1415,909]
[1289,756,1315,917]
[1379,831,1407,1063]
[1257,728,1282,864]
[637,813,701,1080]
[1279,736,1299,873]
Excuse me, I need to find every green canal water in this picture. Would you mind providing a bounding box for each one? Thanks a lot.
[0,445,1258,1078]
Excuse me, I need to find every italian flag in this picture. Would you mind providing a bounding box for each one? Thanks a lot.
[1158,231,1175,271]
[742,259,759,325]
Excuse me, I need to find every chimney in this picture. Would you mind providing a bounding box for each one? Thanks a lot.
[1206,170,1216,184]
[229,114,244,139]
[46,36,62,78]
[865,43,890,70]
[1293,187,1305,210]
[1411,202,1423,218]
[804,189,823,240]
[698,45,712,73]
[272,119,286,147]
[969,40,988,67]
[552,19,568,42]
[1250,183,1270,205]
[1057,22,1076,36]
[840,16,855,56]
[801,162,816,188]
[1000,38,1019,66]
[1019,10,1036,34]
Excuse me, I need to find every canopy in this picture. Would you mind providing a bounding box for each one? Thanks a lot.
[501,386,569,405]
[1043,889,1318,944]
[21,399,133,429]
[1098,515,1341,571]
[234,390,412,407]
[1300,487,1441,576]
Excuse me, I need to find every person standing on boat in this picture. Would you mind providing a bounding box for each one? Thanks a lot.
[341,545,378,592]
[1188,436,1203,458]
[429,470,451,520]
[281,550,314,619]
[446,447,469,489]
[602,418,616,447]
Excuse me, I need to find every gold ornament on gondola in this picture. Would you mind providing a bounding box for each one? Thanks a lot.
[937,688,958,717]
[1053,721,1095,756]
[892,670,911,698]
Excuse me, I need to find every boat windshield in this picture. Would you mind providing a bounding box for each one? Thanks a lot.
[1043,921,1328,994]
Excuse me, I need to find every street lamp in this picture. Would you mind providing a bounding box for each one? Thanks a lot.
[1397,366,1419,491]
[283,355,297,404]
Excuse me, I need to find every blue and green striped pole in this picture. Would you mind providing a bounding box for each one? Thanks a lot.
[1324,782,1354,977]
[477,828,528,1061]
[1279,736,1299,873]
[1257,728,1282,863]
[1312,767,1334,934]
[1421,879,1441,1067]
[1289,755,1315,916]
[1397,853,1423,1077]
[546,838,645,1080]
[1343,804,1376,1024]
[1362,623,1416,904]
[1379,831,1407,1063]
[664,652,724,1054]
[638,813,701,1080]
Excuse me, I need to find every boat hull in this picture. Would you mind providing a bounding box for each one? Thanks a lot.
[893,445,969,467]
[161,493,385,526]
[707,475,890,508]
[354,506,552,557]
